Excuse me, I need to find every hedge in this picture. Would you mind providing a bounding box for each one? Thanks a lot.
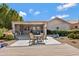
[47,30,79,36]
[68,33,79,39]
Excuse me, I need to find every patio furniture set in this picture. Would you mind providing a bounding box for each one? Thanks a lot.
[29,30,45,45]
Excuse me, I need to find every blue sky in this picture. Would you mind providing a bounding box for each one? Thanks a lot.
[8,3,79,21]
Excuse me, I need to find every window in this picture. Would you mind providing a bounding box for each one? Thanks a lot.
[75,26,78,28]
[56,27,59,30]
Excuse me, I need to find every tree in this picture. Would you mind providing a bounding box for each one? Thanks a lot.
[0,3,23,29]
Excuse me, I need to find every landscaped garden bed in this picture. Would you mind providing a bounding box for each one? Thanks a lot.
[0,28,15,47]
[57,37,79,48]
[47,29,79,48]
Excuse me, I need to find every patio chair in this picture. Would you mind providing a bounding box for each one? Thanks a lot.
[29,33,36,46]
[40,33,46,43]
[41,32,47,39]
[13,32,19,40]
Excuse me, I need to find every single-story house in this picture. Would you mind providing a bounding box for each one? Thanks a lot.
[47,17,71,30]
[70,22,79,29]
[12,17,79,40]
[47,17,79,30]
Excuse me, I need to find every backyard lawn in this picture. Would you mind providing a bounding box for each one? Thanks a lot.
[57,37,79,49]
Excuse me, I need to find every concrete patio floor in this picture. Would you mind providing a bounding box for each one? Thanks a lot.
[10,36,61,47]
[0,36,79,56]
[44,37,61,45]
[10,40,30,46]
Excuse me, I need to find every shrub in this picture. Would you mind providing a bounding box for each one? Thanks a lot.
[47,29,79,37]
[47,30,69,36]
[5,34,14,41]
[0,28,8,39]
[68,30,79,34]
[0,30,3,39]
[0,28,8,33]
[76,34,79,39]
[68,33,75,39]
[68,33,79,39]
[47,30,53,34]
[57,31,69,36]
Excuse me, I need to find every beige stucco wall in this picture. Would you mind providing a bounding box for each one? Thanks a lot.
[71,23,79,29]
[47,19,71,30]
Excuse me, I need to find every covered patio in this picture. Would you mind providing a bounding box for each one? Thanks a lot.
[10,36,61,46]
[12,21,47,45]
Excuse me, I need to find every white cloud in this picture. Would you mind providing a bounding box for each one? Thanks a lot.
[51,16,56,19]
[51,14,69,19]
[29,9,41,15]
[56,14,69,18]
[34,11,40,15]
[29,9,33,13]
[19,11,27,16]
[57,3,77,11]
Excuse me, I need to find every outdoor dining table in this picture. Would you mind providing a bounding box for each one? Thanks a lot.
[34,35,42,44]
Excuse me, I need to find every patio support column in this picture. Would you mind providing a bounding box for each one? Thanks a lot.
[12,22,15,33]
[44,24,47,38]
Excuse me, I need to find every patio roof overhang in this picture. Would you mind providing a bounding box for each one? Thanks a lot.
[12,21,47,25]
[12,21,47,37]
